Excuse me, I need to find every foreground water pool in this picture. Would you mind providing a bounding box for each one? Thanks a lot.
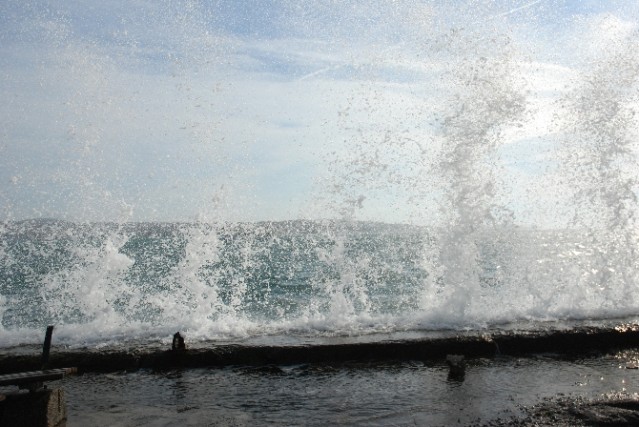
[47,349,639,426]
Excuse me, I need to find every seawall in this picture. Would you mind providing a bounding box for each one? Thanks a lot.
[2,324,639,373]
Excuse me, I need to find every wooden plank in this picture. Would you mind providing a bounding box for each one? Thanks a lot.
[0,368,77,387]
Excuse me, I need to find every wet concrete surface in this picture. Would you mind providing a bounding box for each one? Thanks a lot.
[1,323,639,374]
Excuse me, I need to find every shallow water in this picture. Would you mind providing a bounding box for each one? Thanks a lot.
[42,349,639,426]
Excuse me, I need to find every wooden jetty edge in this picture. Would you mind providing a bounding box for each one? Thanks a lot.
[0,368,78,389]
[0,326,77,427]
[2,323,639,374]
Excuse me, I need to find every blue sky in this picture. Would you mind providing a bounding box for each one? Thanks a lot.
[1,0,638,225]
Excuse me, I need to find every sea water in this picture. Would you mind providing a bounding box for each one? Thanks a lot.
[1,219,638,348]
[48,351,639,426]
[2,1,639,348]
[2,2,639,425]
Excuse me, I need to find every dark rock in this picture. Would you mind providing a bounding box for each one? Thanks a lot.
[446,354,466,381]
[172,332,186,351]
[571,400,639,426]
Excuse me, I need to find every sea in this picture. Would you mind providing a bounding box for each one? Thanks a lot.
[2,218,638,348]
[2,219,639,425]
[3,0,639,424]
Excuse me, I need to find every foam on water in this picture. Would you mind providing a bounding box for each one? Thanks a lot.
[0,219,638,348]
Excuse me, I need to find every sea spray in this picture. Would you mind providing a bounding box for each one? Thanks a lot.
[158,222,225,332]
[555,34,639,316]
[41,225,133,329]
[2,2,639,348]
[433,32,528,322]
[315,229,372,325]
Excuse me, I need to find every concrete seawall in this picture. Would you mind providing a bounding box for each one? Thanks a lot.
[2,324,639,374]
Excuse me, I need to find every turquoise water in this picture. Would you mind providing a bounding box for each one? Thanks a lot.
[2,2,639,424]
[1,219,638,348]
[2,1,639,351]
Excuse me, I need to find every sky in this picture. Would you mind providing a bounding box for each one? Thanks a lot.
[1,0,638,226]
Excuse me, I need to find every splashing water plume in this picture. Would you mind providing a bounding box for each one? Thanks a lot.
[1,1,639,347]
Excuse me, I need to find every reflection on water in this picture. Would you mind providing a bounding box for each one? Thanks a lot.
[56,350,639,426]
